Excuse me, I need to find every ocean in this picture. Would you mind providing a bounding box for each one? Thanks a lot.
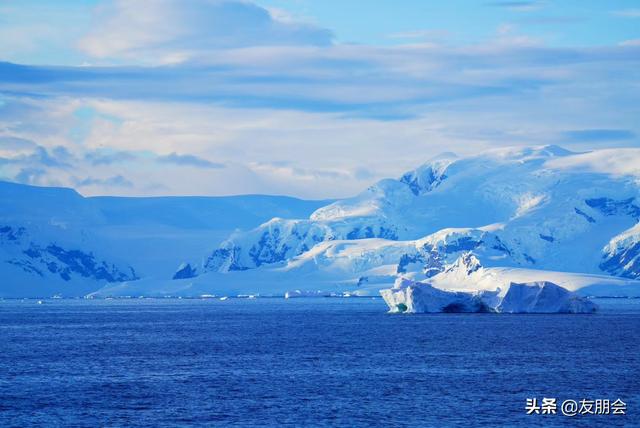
[1,297,639,427]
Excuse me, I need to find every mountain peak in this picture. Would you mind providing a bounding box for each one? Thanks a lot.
[484,144,575,161]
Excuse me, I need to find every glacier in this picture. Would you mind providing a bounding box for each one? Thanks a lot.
[381,277,597,314]
[202,145,640,279]
[3,145,640,300]
[0,181,329,297]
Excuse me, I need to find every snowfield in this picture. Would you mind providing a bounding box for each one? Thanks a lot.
[0,181,328,297]
[3,145,640,301]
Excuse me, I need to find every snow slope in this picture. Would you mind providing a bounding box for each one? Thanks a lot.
[5,145,640,299]
[89,246,640,299]
[203,145,640,280]
[0,181,329,297]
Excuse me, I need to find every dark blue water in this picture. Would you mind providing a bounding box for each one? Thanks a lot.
[1,298,639,427]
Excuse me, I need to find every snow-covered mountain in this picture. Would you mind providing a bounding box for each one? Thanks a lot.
[200,145,640,279]
[4,145,640,298]
[0,181,329,297]
[129,144,638,299]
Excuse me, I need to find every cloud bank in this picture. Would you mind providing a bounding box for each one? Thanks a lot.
[0,0,638,197]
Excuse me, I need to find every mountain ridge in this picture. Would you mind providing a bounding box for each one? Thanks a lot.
[201,145,640,280]
[3,145,640,298]
[0,181,330,297]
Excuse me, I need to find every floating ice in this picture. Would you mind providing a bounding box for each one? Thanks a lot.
[380,277,597,314]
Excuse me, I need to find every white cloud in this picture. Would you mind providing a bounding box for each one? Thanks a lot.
[78,0,332,64]
[620,39,640,47]
[1,2,639,197]
[612,9,640,18]
[2,61,638,199]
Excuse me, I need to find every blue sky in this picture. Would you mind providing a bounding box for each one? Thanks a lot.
[256,0,640,47]
[0,0,639,197]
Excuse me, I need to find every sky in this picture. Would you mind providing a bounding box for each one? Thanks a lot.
[0,0,639,198]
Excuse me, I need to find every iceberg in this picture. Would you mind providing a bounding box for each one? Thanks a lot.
[380,278,498,313]
[380,278,597,314]
[498,281,597,313]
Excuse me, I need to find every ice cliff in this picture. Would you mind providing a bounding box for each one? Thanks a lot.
[381,277,597,314]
